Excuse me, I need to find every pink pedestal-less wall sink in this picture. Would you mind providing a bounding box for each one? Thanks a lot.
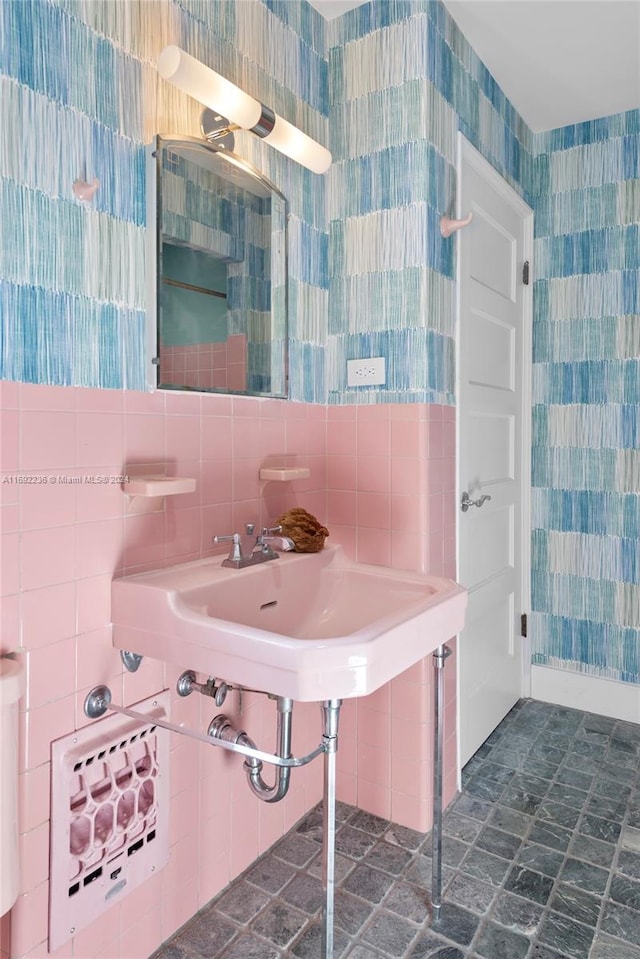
[112,545,467,701]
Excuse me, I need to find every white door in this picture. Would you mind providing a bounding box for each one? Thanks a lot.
[456,135,533,769]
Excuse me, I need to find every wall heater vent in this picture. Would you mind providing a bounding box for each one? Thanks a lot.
[49,691,170,951]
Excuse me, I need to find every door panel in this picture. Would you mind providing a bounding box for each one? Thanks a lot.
[467,310,515,391]
[463,505,514,588]
[457,136,533,768]
[469,205,517,301]
[462,594,517,735]
[467,413,514,485]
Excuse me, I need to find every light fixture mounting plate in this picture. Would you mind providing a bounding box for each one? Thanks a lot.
[200,108,236,151]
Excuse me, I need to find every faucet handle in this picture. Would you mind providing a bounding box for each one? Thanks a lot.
[212,532,242,561]
[261,525,283,536]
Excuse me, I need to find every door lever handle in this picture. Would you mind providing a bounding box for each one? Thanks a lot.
[460,491,492,512]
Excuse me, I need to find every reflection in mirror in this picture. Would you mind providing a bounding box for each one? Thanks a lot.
[152,136,288,397]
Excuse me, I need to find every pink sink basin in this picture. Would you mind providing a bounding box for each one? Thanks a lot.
[112,545,467,701]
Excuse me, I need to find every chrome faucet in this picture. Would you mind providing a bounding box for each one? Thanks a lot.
[255,528,295,559]
[213,524,294,568]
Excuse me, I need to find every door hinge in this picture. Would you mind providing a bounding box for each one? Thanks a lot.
[522,261,530,285]
[520,613,528,638]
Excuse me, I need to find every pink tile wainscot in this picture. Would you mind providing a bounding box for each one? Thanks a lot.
[0,383,459,958]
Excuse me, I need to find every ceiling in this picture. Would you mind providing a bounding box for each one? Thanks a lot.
[308,0,640,133]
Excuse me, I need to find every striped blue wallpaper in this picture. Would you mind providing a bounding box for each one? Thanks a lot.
[1,0,638,686]
[0,0,328,398]
[326,0,533,406]
[531,111,640,687]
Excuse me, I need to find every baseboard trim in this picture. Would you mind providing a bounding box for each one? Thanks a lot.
[531,665,640,724]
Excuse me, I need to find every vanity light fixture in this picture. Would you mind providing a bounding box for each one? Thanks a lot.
[157,45,332,175]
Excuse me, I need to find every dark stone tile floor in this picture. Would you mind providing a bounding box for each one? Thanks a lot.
[153,699,640,958]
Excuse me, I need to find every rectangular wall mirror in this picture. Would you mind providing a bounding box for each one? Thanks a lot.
[148,135,288,398]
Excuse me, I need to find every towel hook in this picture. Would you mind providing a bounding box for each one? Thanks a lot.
[72,177,100,202]
[440,211,473,238]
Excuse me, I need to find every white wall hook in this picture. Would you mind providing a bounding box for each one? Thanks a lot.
[440,211,473,238]
[72,177,100,202]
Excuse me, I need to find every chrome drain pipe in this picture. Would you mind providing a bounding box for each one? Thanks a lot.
[208,696,293,803]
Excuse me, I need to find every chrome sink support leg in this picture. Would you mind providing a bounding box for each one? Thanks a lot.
[431,643,452,922]
[321,698,342,959]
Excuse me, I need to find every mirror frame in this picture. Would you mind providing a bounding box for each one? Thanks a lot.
[146,134,289,398]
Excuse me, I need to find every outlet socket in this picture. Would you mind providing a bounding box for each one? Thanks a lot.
[347,357,386,386]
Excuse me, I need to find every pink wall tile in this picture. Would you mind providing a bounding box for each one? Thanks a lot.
[122,656,165,706]
[391,417,425,458]
[21,581,76,650]
[123,512,165,570]
[326,454,357,491]
[18,821,49,894]
[20,526,76,590]
[355,778,391,821]
[26,637,76,710]
[0,379,20,407]
[20,475,76,531]
[21,411,76,471]
[357,490,390,529]
[19,383,75,412]
[232,413,261,454]
[5,382,462,959]
[232,456,261,503]
[76,517,124,577]
[326,490,357,527]
[357,526,390,567]
[20,695,75,772]
[390,530,423,572]
[258,417,286,458]
[165,505,202,560]
[356,455,390,494]
[201,456,233,505]
[121,908,164,959]
[1,474,19,508]
[1,532,19,595]
[165,414,201,462]
[8,880,49,956]
[357,416,390,457]
[0,592,19,653]
[1,408,19,470]
[76,413,124,467]
[76,574,112,633]
[390,455,422,496]
[19,763,51,833]
[75,385,124,413]
[0,503,19,533]
[75,627,121,692]
[124,413,165,460]
[285,417,312,455]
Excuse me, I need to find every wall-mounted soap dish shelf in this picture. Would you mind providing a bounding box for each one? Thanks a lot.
[259,467,310,482]
[123,476,196,497]
[123,476,196,513]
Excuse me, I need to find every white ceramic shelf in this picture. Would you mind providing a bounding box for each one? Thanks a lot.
[123,476,197,497]
[259,467,311,482]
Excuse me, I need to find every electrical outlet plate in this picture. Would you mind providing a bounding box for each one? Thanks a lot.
[347,357,386,386]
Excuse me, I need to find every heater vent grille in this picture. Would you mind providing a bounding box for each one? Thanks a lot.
[49,692,170,951]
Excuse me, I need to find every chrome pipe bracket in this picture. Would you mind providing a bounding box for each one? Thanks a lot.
[84,684,112,719]
[176,669,197,697]
[433,644,453,668]
[120,650,143,673]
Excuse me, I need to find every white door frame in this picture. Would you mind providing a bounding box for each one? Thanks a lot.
[454,133,534,781]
